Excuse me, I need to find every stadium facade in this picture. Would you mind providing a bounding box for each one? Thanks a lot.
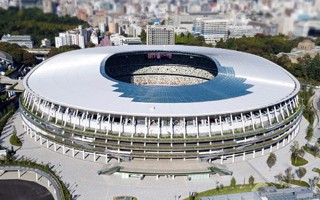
[20,45,302,163]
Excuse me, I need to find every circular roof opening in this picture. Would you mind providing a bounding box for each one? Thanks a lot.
[105,51,218,86]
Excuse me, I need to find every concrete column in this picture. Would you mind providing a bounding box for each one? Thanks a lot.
[220,115,223,135]
[280,104,285,119]
[62,145,65,154]
[267,108,272,125]
[93,152,96,162]
[72,148,75,157]
[132,116,135,138]
[105,154,108,164]
[253,150,255,158]
[259,110,264,128]
[243,152,246,161]
[170,118,173,139]
[208,116,212,136]
[274,106,279,123]
[145,117,148,138]
[196,117,199,138]
[158,117,161,139]
[47,180,51,187]
[270,145,273,152]
[262,148,264,156]
[183,117,186,138]
[46,139,49,148]
[106,114,111,135]
[277,142,280,150]
[241,113,245,132]
[54,143,57,151]
[250,112,255,130]
[35,173,39,181]
[230,114,234,134]
[119,115,122,136]
[82,150,85,160]
[18,170,20,178]
[220,156,223,164]
[232,154,235,163]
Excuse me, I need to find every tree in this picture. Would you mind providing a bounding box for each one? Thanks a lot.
[296,167,307,181]
[284,167,294,184]
[47,45,80,58]
[249,175,254,187]
[306,126,313,142]
[139,29,146,44]
[230,177,236,188]
[313,142,320,158]
[290,141,305,164]
[266,152,277,171]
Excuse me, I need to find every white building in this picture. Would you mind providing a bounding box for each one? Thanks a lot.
[228,24,262,39]
[1,34,33,48]
[193,18,229,45]
[41,38,51,48]
[128,24,142,37]
[109,34,141,46]
[55,26,85,49]
[146,25,175,45]
[174,27,189,35]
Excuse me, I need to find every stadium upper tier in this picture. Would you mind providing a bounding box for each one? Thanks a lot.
[23,45,299,117]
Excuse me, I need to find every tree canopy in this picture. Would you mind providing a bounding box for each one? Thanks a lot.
[266,152,277,171]
[0,42,35,66]
[175,33,213,47]
[216,34,298,58]
[0,7,88,47]
[47,45,81,58]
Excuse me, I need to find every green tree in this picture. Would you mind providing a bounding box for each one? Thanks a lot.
[9,126,22,146]
[306,126,313,142]
[290,141,305,164]
[267,152,277,171]
[0,7,88,47]
[284,167,294,184]
[230,177,236,188]
[139,29,146,44]
[296,167,307,181]
[248,175,254,187]
[47,45,80,58]
[313,142,320,158]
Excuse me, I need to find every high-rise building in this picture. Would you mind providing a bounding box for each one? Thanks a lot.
[146,25,175,45]
[55,26,86,48]
[193,18,228,45]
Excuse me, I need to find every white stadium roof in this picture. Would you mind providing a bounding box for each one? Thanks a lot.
[24,45,300,117]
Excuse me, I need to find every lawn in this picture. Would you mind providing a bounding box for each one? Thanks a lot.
[312,168,320,174]
[288,180,310,187]
[9,134,22,146]
[291,156,308,166]
[188,184,256,200]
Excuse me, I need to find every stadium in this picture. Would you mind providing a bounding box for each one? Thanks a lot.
[20,45,302,163]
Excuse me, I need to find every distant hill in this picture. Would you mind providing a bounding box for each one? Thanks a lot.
[0,7,89,47]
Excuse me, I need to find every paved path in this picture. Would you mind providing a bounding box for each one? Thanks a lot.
[311,88,320,141]
[0,112,319,200]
